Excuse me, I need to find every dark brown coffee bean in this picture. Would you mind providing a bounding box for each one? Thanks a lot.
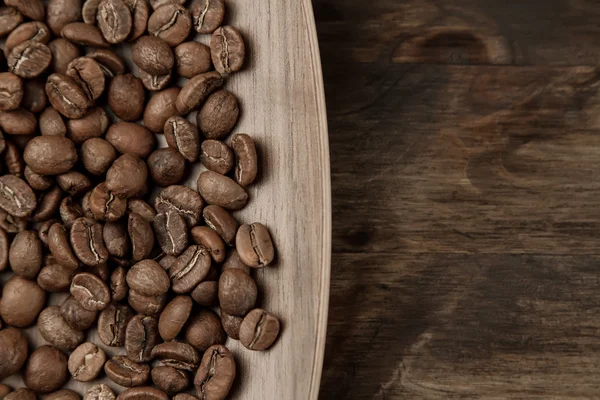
[67,108,110,145]
[89,183,127,222]
[24,165,52,191]
[127,198,156,222]
[239,309,281,351]
[46,389,81,400]
[5,388,36,400]
[57,171,91,197]
[184,308,225,352]
[176,71,223,115]
[38,263,76,292]
[7,41,52,78]
[0,108,37,135]
[148,148,185,186]
[0,7,24,37]
[116,387,168,400]
[47,0,82,36]
[98,0,133,44]
[98,303,134,346]
[219,268,257,317]
[148,4,191,47]
[200,140,233,175]
[190,0,224,34]
[221,311,242,340]
[139,68,171,91]
[48,38,80,75]
[191,226,225,263]
[106,154,148,198]
[0,275,45,327]
[62,22,109,47]
[45,73,89,119]
[0,227,9,271]
[87,48,126,76]
[143,87,179,132]
[126,314,159,362]
[4,141,24,177]
[0,328,28,379]
[108,74,145,121]
[106,122,155,158]
[236,222,275,268]
[31,186,63,222]
[21,78,47,113]
[158,295,192,341]
[38,306,85,351]
[197,90,239,140]
[69,342,106,382]
[158,254,176,271]
[197,171,248,211]
[40,107,67,136]
[151,341,199,371]
[24,345,68,393]
[153,210,187,257]
[211,26,245,75]
[193,345,235,400]
[0,72,23,111]
[9,230,42,277]
[60,295,98,330]
[82,0,101,23]
[0,209,27,232]
[84,384,115,400]
[128,212,154,260]
[71,272,111,311]
[132,35,173,75]
[103,221,129,257]
[155,185,203,227]
[128,289,166,315]
[191,280,218,307]
[48,223,79,269]
[164,115,199,162]
[127,259,169,296]
[5,0,45,21]
[174,41,211,78]
[170,245,211,294]
[105,356,150,387]
[66,56,106,102]
[70,217,109,266]
[81,138,116,176]
[152,366,189,395]
[202,205,238,245]
[5,22,51,59]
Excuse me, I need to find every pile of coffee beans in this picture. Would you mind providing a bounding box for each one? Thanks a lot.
[0,0,282,399]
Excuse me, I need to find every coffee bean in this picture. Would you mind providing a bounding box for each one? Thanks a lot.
[57,196,85,227]
[132,35,174,75]
[126,314,159,362]
[127,259,169,296]
[38,306,85,352]
[45,73,89,119]
[31,186,63,222]
[62,22,109,47]
[0,227,8,271]
[106,122,156,158]
[24,165,52,191]
[24,346,68,393]
[190,0,224,34]
[40,107,67,136]
[8,230,42,277]
[149,0,184,9]
[148,4,191,47]
[236,222,275,268]
[37,263,76,292]
[98,0,133,44]
[5,0,45,21]
[0,108,37,135]
[193,345,235,400]
[68,342,106,382]
[239,309,281,351]
[60,295,98,330]
[191,226,225,263]
[81,191,94,218]
[70,217,109,266]
[47,0,83,36]
[174,41,211,78]
[89,183,127,222]
[164,115,200,162]
[7,40,52,78]
[124,0,150,41]
[221,311,243,340]
[155,184,203,227]
[87,48,126,76]
[152,366,189,395]
[82,261,111,281]
[71,272,111,311]
[84,384,115,400]
[202,205,238,245]
[57,171,91,197]
[67,107,110,143]
[0,209,27,233]
[0,7,24,38]
[105,355,150,387]
[200,140,234,175]
[116,387,168,400]
[49,38,81,74]
[170,245,211,294]
[108,74,145,121]
[21,78,48,113]
[127,212,154,260]
[98,303,134,346]
[5,388,36,400]
[45,389,81,400]
[139,68,171,91]
[0,328,28,379]
[158,295,192,341]
[103,221,129,258]
[48,222,79,269]
[184,308,226,352]
[82,0,101,23]
[176,71,223,115]
[173,395,197,400]
[66,56,106,101]
[5,22,51,59]
[143,87,180,132]
[106,153,148,198]
[151,341,199,371]
[0,72,23,111]
[153,209,187,256]
[197,171,248,211]
[127,198,156,223]
[191,280,218,307]
[128,289,167,315]
[38,218,59,246]
[148,148,186,186]
[197,90,239,140]
[219,269,257,317]
[4,141,24,177]
[158,254,176,271]
[81,138,117,175]
[211,25,245,75]
[0,275,45,327]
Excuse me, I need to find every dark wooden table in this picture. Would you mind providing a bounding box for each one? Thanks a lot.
[315,0,600,398]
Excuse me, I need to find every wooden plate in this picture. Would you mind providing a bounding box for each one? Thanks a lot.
[1,0,331,398]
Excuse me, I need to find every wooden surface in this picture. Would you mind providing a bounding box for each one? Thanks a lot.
[315,0,600,398]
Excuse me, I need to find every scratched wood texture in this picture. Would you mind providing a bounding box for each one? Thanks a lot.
[315,0,600,398]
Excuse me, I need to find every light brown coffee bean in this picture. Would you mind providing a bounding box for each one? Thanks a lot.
[128,212,155,260]
[106,122,155,159]
[211,26,245,75]
[0,7,24,38]
[39,107,66,137]
[98,0,133,44]
[191,226,225,263]
[174,41,211,78]
[236,222,275,267]
[148,147,185,186]
[132,35,173,75]
[190,0,224,34]
[127,199,156,223]
[57,171,92,196]
[71,272,111,311]
[124,0,150,41]
[200,139,234,175]
[202,205,238,245]
[69,342,106,382]
[153,209,187,256]
[62,22,109,47]
[81,138,116,176]
[31,186,63,222]
[126,314,159,362]
[155,185,203,227]
[98,303,134,347]
[5,0,45,21]
[104,221,129,258]
[151,341,199,371]
[0,227,9,271]
[8,230,41,278]
[67,107,110,144]
[84,384,115,400]
[128,289,167,315]
[127,259,169,296]
[164,115,200,162]
[4,141,24,178]
[0,72,23,111]
[21,78,48,113]
[221,311,243,340]
[60,295,98,330]
[66,56,106,102]
[158,295,192,341]
[197,171,248,210]
[70,217,109,266]
[8,41,52,78]
[45,73,89,119]
[106,154,148,198]
[219,269,257,317]
[46,389,81,400]
[48,38,81,75]
[47,0,82,36]
[0,328,28,380]
[170,245,211,294]
[89,183,127,222]
[38,306,85,351]
[191,281,217,308]
[184,308,225,352]
[37,263,76,292]
[193,345,235,400]
[148,4,191,47]
[0,275,45,327]
[152,366,189,395]
[143,87,180,132]
[5,388,36,400]
[105,356,150,387]
[197,90,239,140]
[239,309,281,351]
[108,74,145,121]
[139,68,171,91]
[24,165,52,191]
[24,346,68,393]
[0,108,37,135]
[4,22,50,60]
[176,71,223,115]
[108,268,128,302]
[48,223,79,269]
[39,218,59,246]
[116,387,168,400]
[87,48,126,76]
[82,0,101,23]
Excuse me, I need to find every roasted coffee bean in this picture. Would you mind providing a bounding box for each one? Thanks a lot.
[151,341,199,371]
[132,35,173,76]
[71,272,111,311]
[116,387,168,400]
[60,295,98,330]
[57,171,91,197]
[106,122,155,158]
[0,209,27,233]
[8,41,52,78]
[152,366,189,395]
[236,222,275,267]
[49,38,81,74]
[239,309,281,351]
[5,22,51,59]
[66,57,106,101]
[45,73,89,119]
[0,275,45,327]
[174,41,211,78]
[21,79,47,113]
[98,0,133,44]
[37,263,76,292]
[139,68,171,91]
[219,268,257,316]
[87,48,126,76]
[9,230,42,278]
[48,223,79,269]
[126,314,159,362]
[84,384,115,400]
[4,141,24,177]
[184,308,226,352]
[47,0,83,36]
[81,138,116,175]
[124,0,150,41]
[46,389,81,400]
[200,140,234,175]
[191,226,226,263]
[0,328,28,380]
[24,345,68,393]
[0,108,37,135]
[62,22,109,47]
[38,306,85,351]
[127,198,156,222]
[82,0,101,23]
[211,26,245,75]
[98,303,134,346]
[173,395,197,400]
[193,345,235,400]
[158,254,176,271]
[191,280,218,307]
[127,259,169,296]
[202,205,238,245]
[128,289,166,315]
[1,158,31,202]
[81,191,94,218]
[104,221,129,257]
[24,165,53,191]
[40,107,67,136]
[197,171,248,210]
[154,209,187,256]
[147,148,185,186]
[0,227,8,271]
[148,4,191,47]
[128,212,155,261]
[67,107,110,144]
[158,295,192,341]
[0,72,23,111]
[0,7,24,38]
[143,87,180,132]
[149,0,185,9]
[82,261,110,281]
[221,311,243,340]
[55,196,83,226]
[155,185,203,227]
[197,90,239,140]
[108,74,145,121]
[5,388,36,400]
[69,342,106,382]
[106,153,148,198]
[70,218,108,266]
[176,71,223,115]
[170,245,211,294]
[110,266,129,300]
[31,186,63,222]
[164,115,200,162]
[105,356,150,387]
[5,0,45,21]
[38,218,59,245]
[89,183,127,222]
